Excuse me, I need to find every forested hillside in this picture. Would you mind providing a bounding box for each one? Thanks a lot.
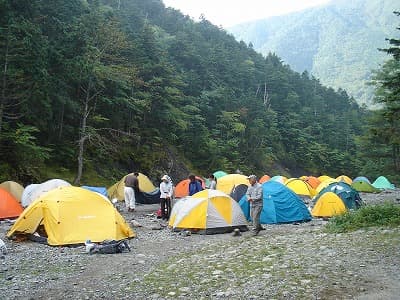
[229,0,398,106]
[0,0,369,185]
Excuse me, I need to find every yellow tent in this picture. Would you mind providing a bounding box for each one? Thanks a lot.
[317,175,334,183]
[216,174,249,195]
[108,173,156,200]
[336,175,353,185]
[0,181,24,203]
[168,189,248,234]
[7,186,135,246]
[311,192,347,217]
[315,178,338,194]
[285,178,316,197]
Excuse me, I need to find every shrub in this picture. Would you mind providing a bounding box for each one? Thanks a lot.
[325,202,400,233]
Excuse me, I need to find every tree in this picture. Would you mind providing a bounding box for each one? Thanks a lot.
[68,7,132,184]
[360,11,400,177]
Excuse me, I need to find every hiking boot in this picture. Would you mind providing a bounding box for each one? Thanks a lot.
[252,229,260,236]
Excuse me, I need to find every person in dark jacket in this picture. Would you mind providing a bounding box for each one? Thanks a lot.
[188,174,203,196]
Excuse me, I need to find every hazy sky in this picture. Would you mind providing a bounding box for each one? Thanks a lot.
[162,0,331,27]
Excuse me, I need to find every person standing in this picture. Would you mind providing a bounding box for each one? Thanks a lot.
[124,172,139,212]
[246,175,263,235]
[208,174,217,190]
[160,175,173,220]
[132,172,140,198]
[188,174,203,196]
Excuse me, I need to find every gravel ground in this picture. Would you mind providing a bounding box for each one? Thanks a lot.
[0,189,399,300]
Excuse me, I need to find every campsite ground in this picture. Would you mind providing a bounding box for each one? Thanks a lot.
[0,190,399,300]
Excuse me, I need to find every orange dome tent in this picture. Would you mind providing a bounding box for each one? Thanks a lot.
[0,181,24,202]
[259,175,271,184]
[303,176,321,189]
[175,176,206,198]
[0,188,24,219]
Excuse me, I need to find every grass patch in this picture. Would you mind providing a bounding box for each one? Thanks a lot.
[325,202,400,233]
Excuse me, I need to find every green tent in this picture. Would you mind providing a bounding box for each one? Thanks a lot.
[351,181,380,193]
[213,171,228,179]
[372,176,395,190]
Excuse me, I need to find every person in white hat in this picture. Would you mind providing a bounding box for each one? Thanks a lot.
[159,175,173,220]
[246,175,263,235]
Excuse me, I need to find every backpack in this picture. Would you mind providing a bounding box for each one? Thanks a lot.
[89,239,131,254]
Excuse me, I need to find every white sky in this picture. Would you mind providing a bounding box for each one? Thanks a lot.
[162,0,331,27]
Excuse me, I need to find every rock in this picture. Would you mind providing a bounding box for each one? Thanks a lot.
[131,220,142,227]
[212,270,223,275]
[179,287,190,293]
[232,228,241,236]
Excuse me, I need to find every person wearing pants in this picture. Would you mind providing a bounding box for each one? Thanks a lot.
[124,172,139,212]
[160,175,173,220]
[246,175,263,235]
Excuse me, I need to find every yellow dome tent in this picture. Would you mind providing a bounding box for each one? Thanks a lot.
[312,192,347,217]
[168,189,248,234]
[216,174,249,195]
[315,178,338,194]
[7,186,135,246]
[108,173,156,200]
[285,178,316,198]
[318,175,334,183]
[336,175,352,185]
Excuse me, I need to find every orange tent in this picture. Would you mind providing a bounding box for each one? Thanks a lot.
[259,175,271,184]
[303,176,321,189]
[0,188,24,219]
[175,176,205,198]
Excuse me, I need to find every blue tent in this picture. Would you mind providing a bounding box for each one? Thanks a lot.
[239,181,312,224]
[81,186,108,197]
[353,176,371,184]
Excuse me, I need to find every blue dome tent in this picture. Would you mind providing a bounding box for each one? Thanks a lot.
[239,181,312,224]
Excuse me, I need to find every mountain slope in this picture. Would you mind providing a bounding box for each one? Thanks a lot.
[228,0,398,106]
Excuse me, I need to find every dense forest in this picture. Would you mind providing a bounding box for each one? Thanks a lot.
[229,0,398,107]
[0,0,397,186]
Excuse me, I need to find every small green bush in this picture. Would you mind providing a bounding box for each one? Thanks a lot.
[325,202,400,233]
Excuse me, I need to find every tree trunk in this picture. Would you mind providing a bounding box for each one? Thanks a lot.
[0,27,10,135]
[73,78,92,185]
[393,144,400,172]
[58,102,65,140]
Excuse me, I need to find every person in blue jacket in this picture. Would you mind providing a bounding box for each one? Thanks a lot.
[188,174,203,196]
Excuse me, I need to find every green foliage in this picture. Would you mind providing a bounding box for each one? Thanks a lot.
[0,124,51,183]
[325,203,400,233]
[0,0,369,183]
[357,11,400,180]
